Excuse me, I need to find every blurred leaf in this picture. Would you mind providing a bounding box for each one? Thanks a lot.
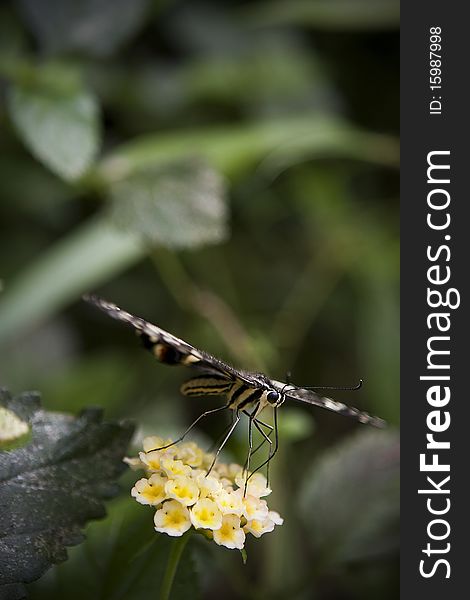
[278,407,315,442]
[7,74,100,181]
[14,0,152,57]
[244,0,399,30]
[29,497,200,600]
[109,159,229,249]
[99,115,399,183]
[299,429,399,564]
[0,217,144,346]
[0,388,134,594]
[0,156,74,216]
[184,44,326,115]
[356,260,400,424]
[41,353,137,416]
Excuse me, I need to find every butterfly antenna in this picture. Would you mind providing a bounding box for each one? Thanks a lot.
[302,378,363,392]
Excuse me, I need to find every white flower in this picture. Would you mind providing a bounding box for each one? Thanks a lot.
[268,510,284,525]
[127,435,283,551]
[190,498,223,530]
[154,500,192,536]
[131,473,168,506]
[123,456,145,471]
[165,476,200,506]
[214,488,244,516]
[194,473,222,498]
[139,450,165,472]
[244,517,276,538]
[160,457,192,478]
[175,441,204,467]
[213,514,246,550]
[235,472,271,498]
[242,495,269,521]
[143,436,170,453]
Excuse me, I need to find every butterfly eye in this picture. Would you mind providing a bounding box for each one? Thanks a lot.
[266,391,280,405]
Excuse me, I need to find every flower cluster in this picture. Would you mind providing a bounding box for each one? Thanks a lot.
[125,436,283,550]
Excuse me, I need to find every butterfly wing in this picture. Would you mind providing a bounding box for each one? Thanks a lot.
[283,385,386,428]
[83,295,265,388]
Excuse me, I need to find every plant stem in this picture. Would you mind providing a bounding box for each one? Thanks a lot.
[159,533,191,600]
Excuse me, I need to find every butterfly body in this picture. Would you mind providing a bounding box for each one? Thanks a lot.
[84,294,385,428]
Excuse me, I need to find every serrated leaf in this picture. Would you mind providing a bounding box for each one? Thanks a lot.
[8,81,100,181]
[29,499,200,600]
[0,388,134,593]
[299,429,399,564]
[108,160,229,249]
[14,0,152,57]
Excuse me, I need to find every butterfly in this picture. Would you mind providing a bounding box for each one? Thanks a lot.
[84,294,386,480]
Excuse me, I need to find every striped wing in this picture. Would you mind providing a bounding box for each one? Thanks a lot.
[83,295,266,389]
[283,385,386,428]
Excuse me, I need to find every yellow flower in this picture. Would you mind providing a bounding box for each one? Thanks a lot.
[131,473,168,506]
[268,510,284,526]
[214,488,244,516]
[235,472,271,498]
[244,516,276,538]
[213,514,246,550]
[127,435,283,551]
[194,473,222,498]
[175,441,204,467]
[154,500,192,536]
[123,456,144,471]
[242,495,269,521]
[139,450,164,472]
[190,498,223,530]
[160,457,192,478]
[165,476,200,506]
[142,435,170,452]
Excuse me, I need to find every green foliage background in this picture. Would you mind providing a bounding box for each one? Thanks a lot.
[0,0,399,598]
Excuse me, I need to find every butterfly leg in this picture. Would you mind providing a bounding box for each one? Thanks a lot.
[244,412,255,478]
[243,413,274,472]
[147,403,230,452]
[254,419,274,488]
[243,417,274,494]
[206,410,236,453]
[242,415,273,472]
[246,407,279,484]
[206,410,241,475]
[249,416,273,432]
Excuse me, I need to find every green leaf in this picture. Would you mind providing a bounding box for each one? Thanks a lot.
[0,217,144,346]
[15,0,152,57]
[299,429,399,564]
[98,115,399,184]
[29,498,200,600]
[278,407,315,442]
[109,159,229,249]
[8,76,100,181]
[0,388,134,593]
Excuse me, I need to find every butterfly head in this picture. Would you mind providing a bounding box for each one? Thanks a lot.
[266,390,285,407]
